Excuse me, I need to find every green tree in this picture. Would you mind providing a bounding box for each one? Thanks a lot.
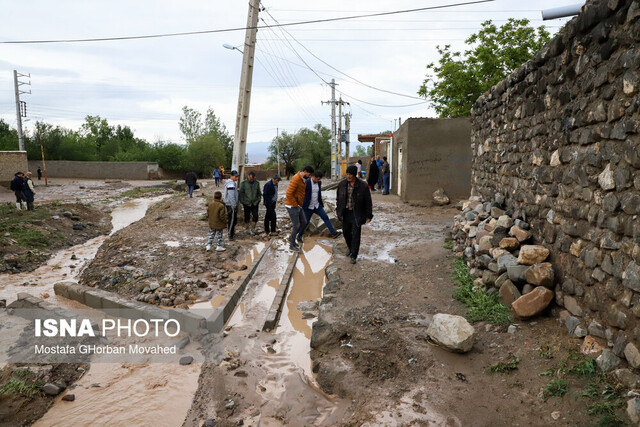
[179,106,203,145]
[353,145,371,157]
[80,115,115,160]
[179,106,233,168]
[0,119,18,151]
[297,124,331,174]
[185,134,227,176]
[268,130,303,179]
[151,142,187,172]
[418,19,551,117]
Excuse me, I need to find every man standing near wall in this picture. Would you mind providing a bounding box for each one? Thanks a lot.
[238,171,262,233]
[10,172,27,210]
[224,170,240,241]
[337,165,373,264]
[376,155,384,190]
[382,156,390,195]
[285,165,314,252]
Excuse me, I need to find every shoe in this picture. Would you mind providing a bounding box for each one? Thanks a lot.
[289,244,301,252]
[297,236,304,244]
[345,249,351,256]
[330,231,341,239]
[205,244,211,251]
[350,256,357,264]
[215,246,226,252]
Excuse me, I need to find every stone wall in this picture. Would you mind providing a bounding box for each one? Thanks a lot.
[0,151,28,185]
[27,160,162,180]
[469,0,640,358]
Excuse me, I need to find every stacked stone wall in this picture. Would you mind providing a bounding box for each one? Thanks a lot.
[470,1,640,352]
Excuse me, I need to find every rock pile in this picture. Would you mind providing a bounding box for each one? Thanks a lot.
[452,195,556,318]
[135,274,232,307]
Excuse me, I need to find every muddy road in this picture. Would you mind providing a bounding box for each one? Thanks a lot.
[1,178,627,426]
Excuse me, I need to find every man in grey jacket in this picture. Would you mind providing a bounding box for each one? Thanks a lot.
[224,170,240,241]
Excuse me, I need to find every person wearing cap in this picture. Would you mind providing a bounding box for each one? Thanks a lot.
[24,172,36,211]
[238,171,262,233]
[285,165,314,252]
[336,165,373,264]
[224,170,240,241]
[262,174,281,235]
[302,171,341,239]
[10,172,27,210]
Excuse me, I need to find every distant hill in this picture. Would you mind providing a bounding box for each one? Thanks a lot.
[246,141,271,164]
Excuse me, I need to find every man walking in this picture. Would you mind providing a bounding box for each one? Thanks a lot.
[285,165,314,252]
[262,174,281,235]
[336,165,373,264]
[381,156,390,195]
[302,171,340,239]
[37,167,42,181]
[224,170,240,241]
[238,171,262,233]
[212,167,222,187]
[185,171,198,198]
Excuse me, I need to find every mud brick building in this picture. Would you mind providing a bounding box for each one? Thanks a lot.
[392,117,472,203]
[470,0,640,360]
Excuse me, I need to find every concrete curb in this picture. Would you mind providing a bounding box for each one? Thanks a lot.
[263,250,299,331]
[8,292,83,321]
[205,238,276,332]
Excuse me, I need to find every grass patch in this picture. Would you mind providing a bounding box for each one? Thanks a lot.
[592,413,626,426]
[0,379,41,397]
[569,358,597,377]
[117,187,167,199]
[543,378,568,400]
[486,356,520,374]
[587,401,622,416]
[443,240,453,250]
[581,381,600,399]
[537,345,553,359]
[451,258,511,324]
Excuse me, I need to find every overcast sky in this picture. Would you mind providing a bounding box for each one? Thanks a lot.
[0,0,575,155]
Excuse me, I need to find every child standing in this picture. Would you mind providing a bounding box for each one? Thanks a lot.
[206,191,228,252]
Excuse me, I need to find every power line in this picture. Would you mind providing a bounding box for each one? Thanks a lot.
[0,0,495,44]
[263,7,427,101]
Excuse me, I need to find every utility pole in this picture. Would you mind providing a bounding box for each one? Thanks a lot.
[337,97,342,177]
[13,70,31,151]
[232,0,260,180]
[344,113,351,162]
[321,79,338,180]
[276,128,280,176]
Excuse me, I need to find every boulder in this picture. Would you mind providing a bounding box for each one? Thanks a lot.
[432,188,450,206]
[517,245,550,265]
[580,335,605,356]
[628,398,640,425]
[477,236,493,254]
[496,215,514,229]
[42,383,62,396]
[499,237,520,250]
[524,263,555,287]
[497,253,518,273]
[507,265,528,284]
[624,343,640,369]
[510,225,533,242]
[512,287,554,318]
[499,280,521,307]
[596,349,621,372]
[426,313,476,353]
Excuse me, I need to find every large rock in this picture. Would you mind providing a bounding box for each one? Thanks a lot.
[517,245,550,265]
[432,188,450,206]
[524,262,555,287]
[477,236,493,254]
[42,383,62,396]
[496,215,514,229]
[499,280,521,307]
[624,343,640,369]
[623,262,640,292]
[499,237,520,250]
[596,349,621,372]
[426,313,476,353]
[509,226,532,243]
[512,287,554,318]
[628,398,640,425]
[497,253,518,273]
[507,265,528,284]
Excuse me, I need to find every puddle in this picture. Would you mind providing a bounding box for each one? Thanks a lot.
[276,238,332,378]
[0,195,170,307]
[358,242,398,264]
[35,361,201,427]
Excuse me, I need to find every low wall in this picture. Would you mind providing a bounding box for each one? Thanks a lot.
[27,160,161,180]
[0,151,28,185]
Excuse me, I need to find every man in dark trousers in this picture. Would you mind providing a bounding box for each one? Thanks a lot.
[302,171,340,239]
[10,172,27,210]
[238,171,262,233]
[37,167,42,180]
[262,174,280,234]
[185,171,198,198]
[336,165,373,264]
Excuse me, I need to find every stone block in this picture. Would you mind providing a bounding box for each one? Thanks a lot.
[426,313,476,353]
[499,280,521,307]
[524,262,555,287]
[512,287,554,318]
[517,245,550,265]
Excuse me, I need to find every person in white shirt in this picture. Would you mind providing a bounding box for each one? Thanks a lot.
[301,171,341,239]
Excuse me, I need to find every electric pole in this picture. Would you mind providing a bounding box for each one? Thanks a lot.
[338,97,342,177]
[344,112,351,162]
[232,0,260,180]
[13,70,31,151]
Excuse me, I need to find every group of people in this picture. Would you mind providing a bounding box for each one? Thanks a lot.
[10,171,36,211]
[205,165,372,264]
[365,155,390,195]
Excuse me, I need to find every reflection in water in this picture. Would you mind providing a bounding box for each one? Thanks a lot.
[278,238,332,378]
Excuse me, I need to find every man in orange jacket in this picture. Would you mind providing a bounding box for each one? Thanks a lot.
[285,165,314,252]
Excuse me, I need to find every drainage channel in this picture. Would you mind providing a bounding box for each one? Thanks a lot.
[213,236,348,424]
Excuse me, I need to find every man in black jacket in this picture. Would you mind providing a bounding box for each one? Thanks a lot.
[336,165,373,264]
[10,172,27,210]
[262,174,280,234]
